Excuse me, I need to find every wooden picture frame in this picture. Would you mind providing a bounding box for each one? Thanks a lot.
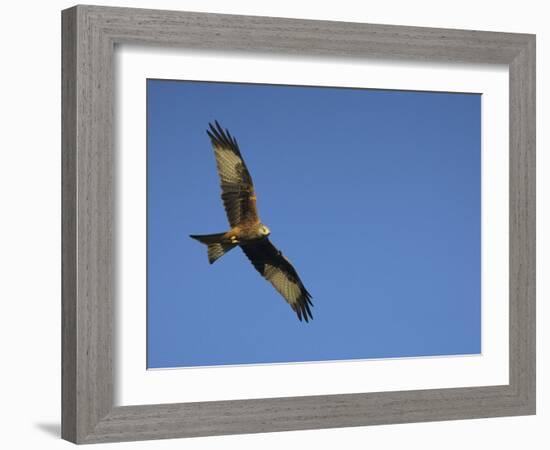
[61,4,535,444]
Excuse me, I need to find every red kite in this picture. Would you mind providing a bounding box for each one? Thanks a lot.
[190,121,313,322]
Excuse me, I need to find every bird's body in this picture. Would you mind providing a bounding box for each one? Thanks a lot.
[190,121,313,322]
[225,221,267,244]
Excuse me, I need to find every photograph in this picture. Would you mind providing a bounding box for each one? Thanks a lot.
[146,79,481,369]
[2,0,541,447]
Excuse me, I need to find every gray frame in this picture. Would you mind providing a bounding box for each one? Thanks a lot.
[62,4,536,444]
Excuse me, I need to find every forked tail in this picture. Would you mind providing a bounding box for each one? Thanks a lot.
[189,232,236,264]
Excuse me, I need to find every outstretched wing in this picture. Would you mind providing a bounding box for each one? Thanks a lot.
[207,121,259,227]
[241,239,313,322]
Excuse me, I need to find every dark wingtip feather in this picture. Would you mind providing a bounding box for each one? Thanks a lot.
[293,304,303,322]
[304,299,313,321]
[215,121,225,137]
[207,122,221,141]
[304,289,313,305]
[207,122,217,136]
[206,121,242,154]
[207,122,222,141]
[300,289,313,322]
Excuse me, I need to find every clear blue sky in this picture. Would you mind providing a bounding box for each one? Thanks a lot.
[147,79,481,369]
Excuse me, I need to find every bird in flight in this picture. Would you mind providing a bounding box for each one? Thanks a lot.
[190,121,313,322]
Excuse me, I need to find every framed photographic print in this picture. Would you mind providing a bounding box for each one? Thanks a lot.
[61,5,536,444]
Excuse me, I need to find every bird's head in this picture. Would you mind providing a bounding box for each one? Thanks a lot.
[260,224,271,237]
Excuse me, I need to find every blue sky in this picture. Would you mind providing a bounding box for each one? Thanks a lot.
[146,79,481,369]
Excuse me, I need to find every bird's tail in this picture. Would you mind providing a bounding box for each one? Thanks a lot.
[189,232,236,264]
